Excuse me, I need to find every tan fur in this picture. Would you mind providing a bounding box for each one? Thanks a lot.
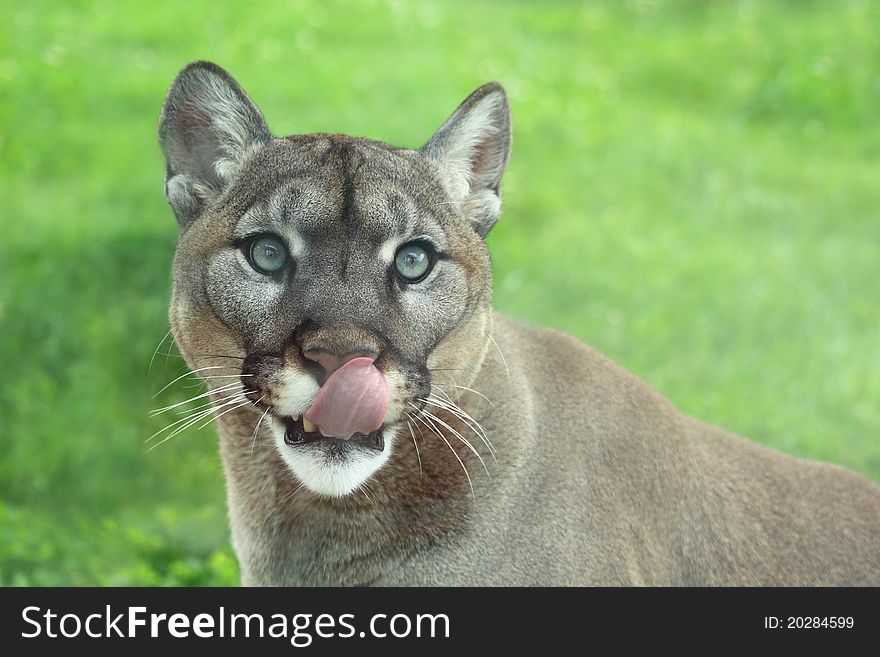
[159,62,879,586]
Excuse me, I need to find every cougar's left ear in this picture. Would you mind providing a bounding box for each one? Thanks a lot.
[421,83,512,238]
[158,61,271,227]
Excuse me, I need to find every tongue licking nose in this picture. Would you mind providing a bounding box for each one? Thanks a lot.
[304,357,389,438]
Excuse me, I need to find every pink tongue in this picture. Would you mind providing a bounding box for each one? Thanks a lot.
[304,357,389,438]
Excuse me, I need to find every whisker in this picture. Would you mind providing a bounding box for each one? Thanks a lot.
[429,385,456,405]
[409,402,475,503]
[279,480,307,507]
[193,398,251,432]
[152,366,243,398]
[202,373,253,380]
[431,381,493,405]
[425,391,494,446]
[178,374,252,389]
[163,326,186,370]
[155,352,247,362]
[173,399,214,416]
[423,395,497,461]
[251,402,271,457]
[147,395,248,450]
[421,398,489,457]
[144,408,217,443]
[147,392,249,444]
[170,389,245,417]
[359,483,377,508]
[150,382,243,416]
[405,416,422,475]
[146,407,216,444]
[489,335,510,381]
[148,328,174,377]
[152,351,184,359]
[418,405,490,477]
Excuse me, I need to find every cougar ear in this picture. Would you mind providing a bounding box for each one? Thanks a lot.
[158,61,271,227]
[421,82,512,238]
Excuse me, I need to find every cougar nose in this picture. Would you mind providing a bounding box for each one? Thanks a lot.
[302,348,379,378]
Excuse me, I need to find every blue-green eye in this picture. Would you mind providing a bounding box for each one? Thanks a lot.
[247,235,289,274]
[394,242,434,283]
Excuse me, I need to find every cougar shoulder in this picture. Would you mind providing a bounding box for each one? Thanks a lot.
[430,313,880,585]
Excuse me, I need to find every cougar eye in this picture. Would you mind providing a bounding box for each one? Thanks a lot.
[394,242,434,283]
[245,234,289,274]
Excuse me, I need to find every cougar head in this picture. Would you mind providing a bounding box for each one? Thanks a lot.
[158,62,511,497]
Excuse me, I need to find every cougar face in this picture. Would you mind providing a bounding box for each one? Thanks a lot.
[160,62,510,497]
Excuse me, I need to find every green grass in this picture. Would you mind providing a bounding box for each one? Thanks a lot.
[1,0,878,585]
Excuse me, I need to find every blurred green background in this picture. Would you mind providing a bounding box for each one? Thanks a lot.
[1,0,878,585]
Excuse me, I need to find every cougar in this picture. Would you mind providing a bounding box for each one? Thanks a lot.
[157,61,879,585]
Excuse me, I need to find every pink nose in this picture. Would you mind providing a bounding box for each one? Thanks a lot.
[302,349,378,377]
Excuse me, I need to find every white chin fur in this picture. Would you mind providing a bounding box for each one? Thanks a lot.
[271,427,395,497]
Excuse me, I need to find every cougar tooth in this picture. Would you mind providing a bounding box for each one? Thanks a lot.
[302,417,318,433]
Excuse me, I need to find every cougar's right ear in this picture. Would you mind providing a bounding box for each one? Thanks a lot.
[158,61,271,227]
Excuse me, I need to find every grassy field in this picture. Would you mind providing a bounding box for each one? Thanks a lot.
[1,0,878,585]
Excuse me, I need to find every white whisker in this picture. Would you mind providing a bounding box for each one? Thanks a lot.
[430,384,455,404]
[201,373,253,380]
[359,483,377,508]
[194,398,251,432]
[423,394,496,460]
[405,417,422,475]
[146,407,215,444]
[432,381,493,405]
[251,402,271,457]
[163,325,185,370]
[147,391,247,443]
[148,328,173,377]
[279,480,307,507]
[419,405,490,477]
[172,389,244,417]
[150,382,243,416]
[489,334,510,381]
[147,393,249,446]
[409,402,475,503]
[152,365,243,398]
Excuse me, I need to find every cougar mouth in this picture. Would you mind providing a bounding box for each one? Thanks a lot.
[281,415,386,452]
